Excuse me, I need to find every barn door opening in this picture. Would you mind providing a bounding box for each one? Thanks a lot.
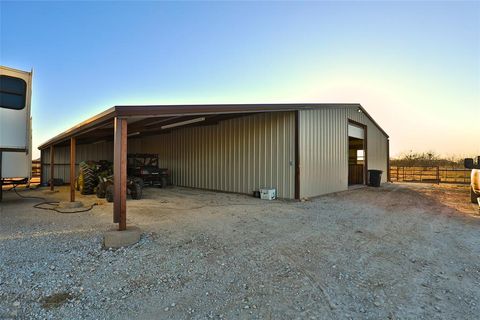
[348,122,367,185]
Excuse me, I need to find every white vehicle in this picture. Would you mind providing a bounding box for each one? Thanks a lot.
[464,157,480,205]
[0,66,33,200]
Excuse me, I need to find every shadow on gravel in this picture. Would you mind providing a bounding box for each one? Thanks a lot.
[41,292,75,309]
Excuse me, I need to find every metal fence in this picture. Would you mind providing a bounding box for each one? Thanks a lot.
[390,166,471,184]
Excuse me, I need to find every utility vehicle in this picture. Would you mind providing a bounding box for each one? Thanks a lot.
[127,153,170,188]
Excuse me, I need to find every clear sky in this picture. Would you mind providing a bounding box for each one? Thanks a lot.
[1,1,479,159]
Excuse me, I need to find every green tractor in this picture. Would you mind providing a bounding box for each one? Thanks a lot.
[76,160,111,195]
[76,160,143,201]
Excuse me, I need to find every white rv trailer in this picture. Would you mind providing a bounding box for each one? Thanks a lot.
[0,66,33,200]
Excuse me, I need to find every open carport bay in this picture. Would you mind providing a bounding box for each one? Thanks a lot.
[1,183,479,319]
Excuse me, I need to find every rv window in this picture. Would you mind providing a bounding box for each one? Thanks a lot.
[0,75,27,110]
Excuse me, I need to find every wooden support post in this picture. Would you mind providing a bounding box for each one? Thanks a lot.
[113,117,127,231]
[50,145,55,191]
[40,150,44,186]
[70,137,76,202]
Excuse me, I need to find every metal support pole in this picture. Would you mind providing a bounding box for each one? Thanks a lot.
[70,137,76,202]
[113,117,127,231]
[50,145,55,191]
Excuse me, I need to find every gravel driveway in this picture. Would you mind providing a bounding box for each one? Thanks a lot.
[1,183,479,319]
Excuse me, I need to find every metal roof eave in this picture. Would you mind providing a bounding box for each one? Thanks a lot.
[38,103,388,150]
[356,105,389,139]
[38,107,117,149]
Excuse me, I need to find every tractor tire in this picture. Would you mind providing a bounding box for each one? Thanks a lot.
[471,187,479,204]
[96,182,107,198]
[79,162,96,195]
[75,177,80,191]
[105,185,114,203]
[130,183,142,200]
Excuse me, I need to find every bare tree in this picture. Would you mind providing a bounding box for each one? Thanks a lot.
[391,151,464,167]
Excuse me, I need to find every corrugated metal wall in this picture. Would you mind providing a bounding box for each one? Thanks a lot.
[140,112,296,199]
[40,112,296,198]
[298,106,388,198]
[41,141,114,184]
[41,140,143,183]
[345,108,388,183]
[41,106,387,200]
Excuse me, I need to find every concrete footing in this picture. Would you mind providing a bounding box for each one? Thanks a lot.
[103,226,142,249]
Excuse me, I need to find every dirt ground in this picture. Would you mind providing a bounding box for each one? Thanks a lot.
[0,183,479,319]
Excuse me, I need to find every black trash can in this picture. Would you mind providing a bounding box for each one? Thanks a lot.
[368,170,383,187]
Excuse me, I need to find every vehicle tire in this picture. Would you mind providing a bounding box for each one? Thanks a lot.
[79,162,96,195]
[96,182,106,198]
[471,187,479,204]
[130,183,142,200]
[75,177,80,191]
[134,177,144,187]
[160,177,168,188]
[105,185,114,203]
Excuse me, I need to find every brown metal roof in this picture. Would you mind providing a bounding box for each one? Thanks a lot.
[38,103,388,149]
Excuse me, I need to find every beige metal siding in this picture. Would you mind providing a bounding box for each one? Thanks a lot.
[40,106,387,200]
[41,139,145,183]
[299,106,388,198]
[41,141,114,183]
[139,112,296,199]
[41,137,145,183]
[346,108,389,182]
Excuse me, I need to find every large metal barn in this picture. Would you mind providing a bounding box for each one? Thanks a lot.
[38,103,389,230]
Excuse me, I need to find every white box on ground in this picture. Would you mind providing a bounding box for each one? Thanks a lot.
[260,188,276,200]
